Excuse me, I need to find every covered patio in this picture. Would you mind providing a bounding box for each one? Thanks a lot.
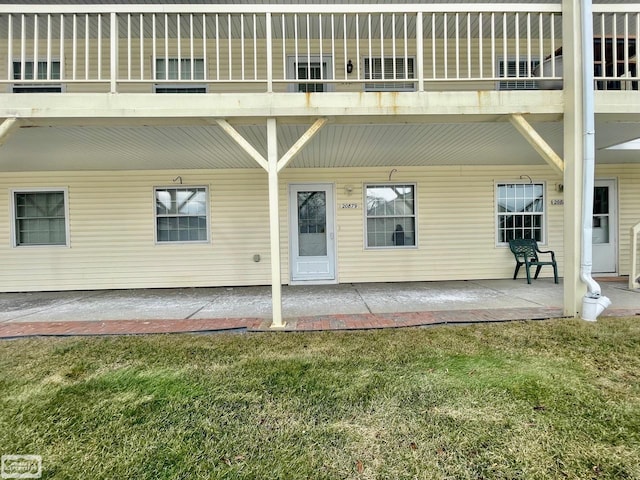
[0,278,637,338]
[1,2,639,327]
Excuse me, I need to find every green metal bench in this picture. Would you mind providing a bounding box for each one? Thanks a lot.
[508,238,559,284]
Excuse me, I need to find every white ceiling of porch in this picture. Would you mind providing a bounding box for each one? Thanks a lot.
[0,118,637,171]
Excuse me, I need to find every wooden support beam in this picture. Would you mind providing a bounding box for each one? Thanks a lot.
[510,113,564,176]
[266,118,285,328]
[277,117,327,173]
[215,119,268,171]
[0,117,20,147]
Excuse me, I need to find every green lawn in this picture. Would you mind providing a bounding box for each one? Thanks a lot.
[1,318,639,479]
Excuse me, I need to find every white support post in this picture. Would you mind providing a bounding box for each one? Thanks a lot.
[267,118,285,328]
[562,0,586,317]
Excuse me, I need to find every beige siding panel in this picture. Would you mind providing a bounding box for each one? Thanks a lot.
[281,165,565,284]
[0,164,635,292]
[0,170,272,291]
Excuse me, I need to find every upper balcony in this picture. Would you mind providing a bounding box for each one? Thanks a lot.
[0,3,638,119]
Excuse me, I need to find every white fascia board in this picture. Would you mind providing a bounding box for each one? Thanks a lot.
[0,91,564,120]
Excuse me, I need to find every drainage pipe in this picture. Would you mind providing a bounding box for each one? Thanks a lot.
[580,0,611,321]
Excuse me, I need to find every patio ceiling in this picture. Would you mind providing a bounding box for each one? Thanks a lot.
[0,116,637,171]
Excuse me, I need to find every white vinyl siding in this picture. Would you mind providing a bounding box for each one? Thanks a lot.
[12,188,69,247]
[0,171,272,291]
[280,166,564,284]
[1,165,638,292]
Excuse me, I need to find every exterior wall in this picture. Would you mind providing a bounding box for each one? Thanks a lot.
[281,165,566,284]
[0,164,636,292]
[0,170,272,291]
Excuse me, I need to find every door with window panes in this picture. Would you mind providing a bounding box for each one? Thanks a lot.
[289,184,336,282]
[592,180,617,273]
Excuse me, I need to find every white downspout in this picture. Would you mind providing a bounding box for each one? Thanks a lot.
[580,0,611,320]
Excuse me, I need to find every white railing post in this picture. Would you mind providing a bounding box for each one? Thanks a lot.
[416,11,424,91]
[266,12,272,92]
[110,11,117,93]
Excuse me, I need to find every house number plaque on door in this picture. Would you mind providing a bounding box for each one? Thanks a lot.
[341,203,359,209]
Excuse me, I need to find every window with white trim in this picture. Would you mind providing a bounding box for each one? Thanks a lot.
[155,187,209,243]
[496,182,545,244]
[497,57,540,90]
[287,55,333,92]
[13,189,68,246]
[155,58,206,93]
[365,184,416,248]
[364,57,415,91]
[12,60,62,93]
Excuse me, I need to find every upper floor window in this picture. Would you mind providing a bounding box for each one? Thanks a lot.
[497,57,539,90]
[594,37,638,91]
[12,189,69,247]
[496,182,545,245]
[12,60,62,93]
[287,55,333,92]
[155,187,209,243]
[364,57,415,91]
[365,184,416,248]
[155,58,206,93]
[156,58,204,80]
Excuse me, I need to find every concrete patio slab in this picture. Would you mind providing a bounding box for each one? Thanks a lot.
[353,279,563,313]
[2,288,221,323]
[0,279,637,338]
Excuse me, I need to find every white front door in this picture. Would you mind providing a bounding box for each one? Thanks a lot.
[592,179,617,274]
[289,184,336,282]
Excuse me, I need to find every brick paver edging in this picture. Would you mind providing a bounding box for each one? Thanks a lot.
[0,307,576,339]
[0,306,635,339]
[0,318,265,339]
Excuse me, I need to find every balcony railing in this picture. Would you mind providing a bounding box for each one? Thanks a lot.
[0,4,638,94]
